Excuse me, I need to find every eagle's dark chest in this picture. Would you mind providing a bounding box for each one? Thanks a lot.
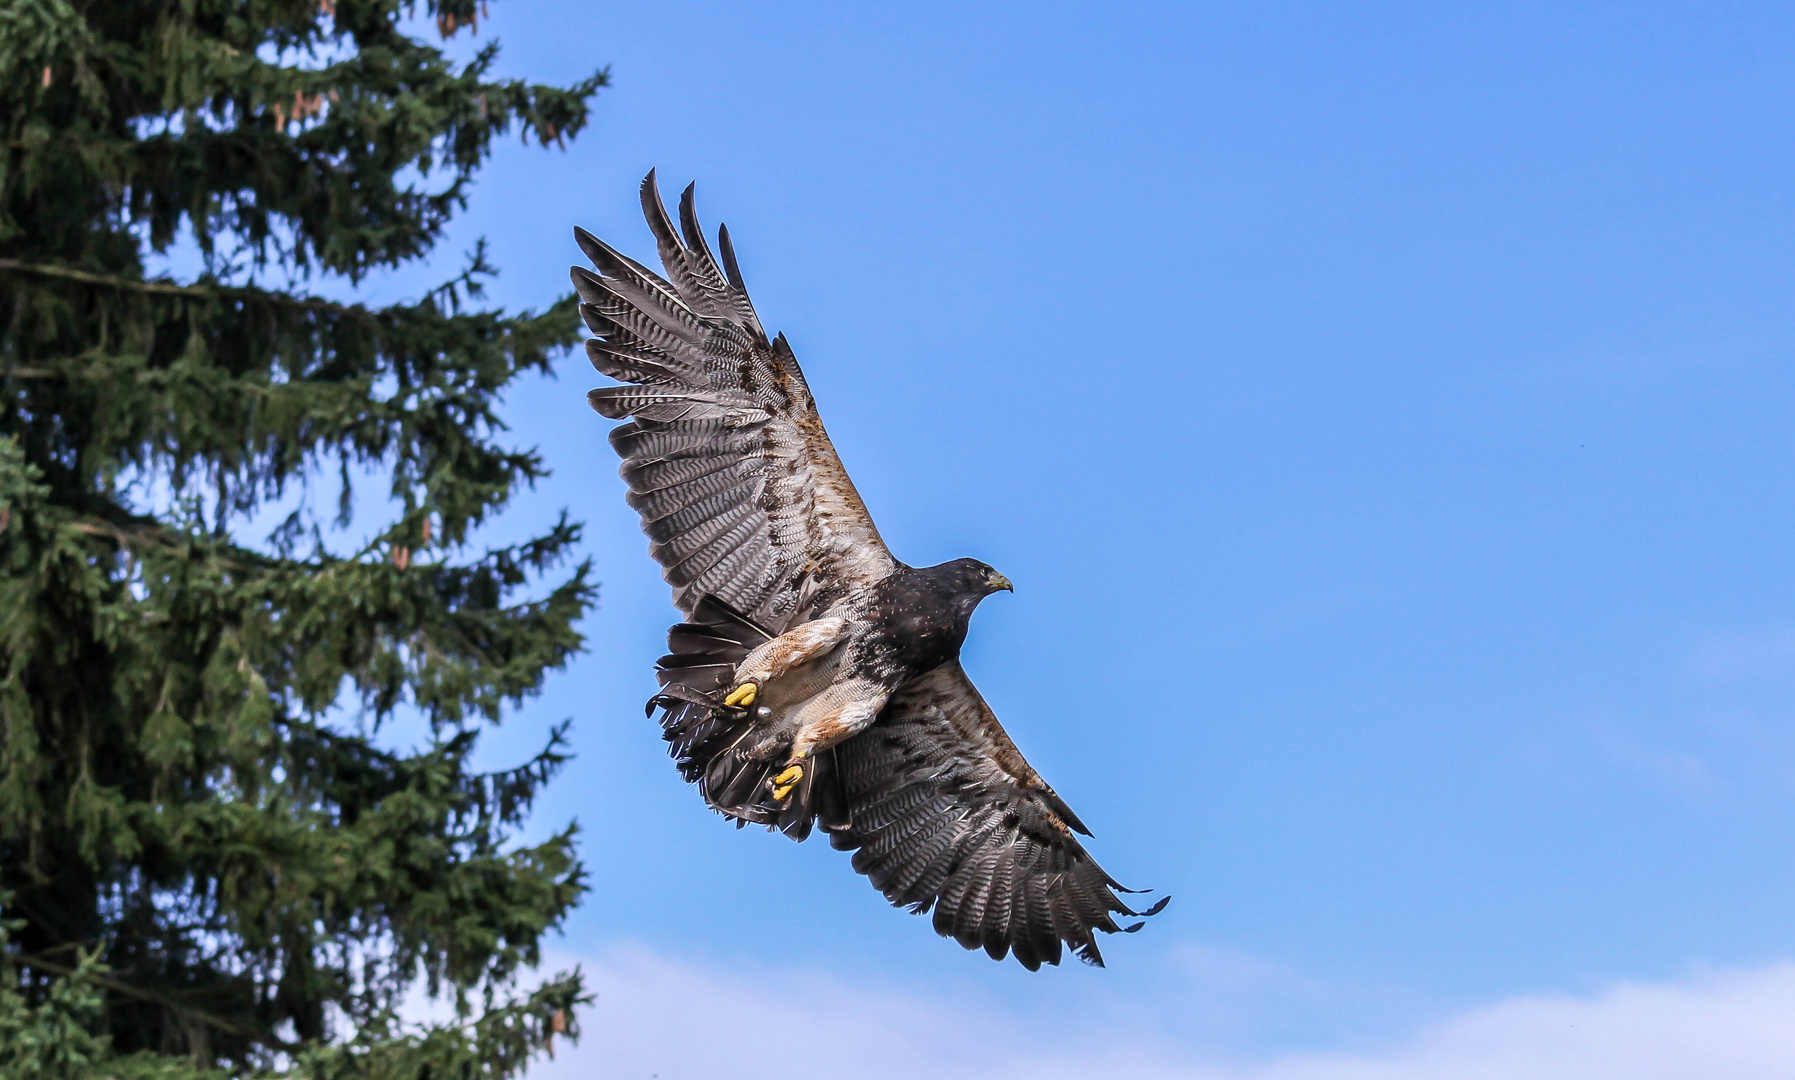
[854,570,974,684]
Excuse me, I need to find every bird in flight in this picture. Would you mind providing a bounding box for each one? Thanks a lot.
[573,173,1165,968]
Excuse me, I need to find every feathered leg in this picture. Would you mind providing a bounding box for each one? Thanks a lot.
[772,681,889,800]
[723,616,849,707]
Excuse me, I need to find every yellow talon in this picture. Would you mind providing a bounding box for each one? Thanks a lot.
[723,682,758,708]
[770,763,804,800]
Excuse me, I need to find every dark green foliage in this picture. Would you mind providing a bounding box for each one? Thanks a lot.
[0,1,604,1075]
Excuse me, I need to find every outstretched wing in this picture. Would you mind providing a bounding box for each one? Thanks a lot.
[576,172,897,628]
[831,663,1167,969]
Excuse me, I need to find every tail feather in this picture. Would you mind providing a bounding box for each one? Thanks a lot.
[652,594,843,840]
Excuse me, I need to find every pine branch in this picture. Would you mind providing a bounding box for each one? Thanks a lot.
[15,953,281,1049]
[0,257,364,317]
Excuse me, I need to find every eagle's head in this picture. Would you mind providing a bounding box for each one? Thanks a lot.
[939,557,1014,601]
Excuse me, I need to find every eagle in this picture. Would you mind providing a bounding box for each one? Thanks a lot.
[573,173,1166,968]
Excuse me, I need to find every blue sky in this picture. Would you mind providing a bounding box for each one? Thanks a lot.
[342,1,1795,1074]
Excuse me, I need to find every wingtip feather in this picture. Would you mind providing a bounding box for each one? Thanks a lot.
[572,227,630,276]
[572,225,606,265]
[640,170,682,248]
[677,182,701,247]
[718,223,747,292]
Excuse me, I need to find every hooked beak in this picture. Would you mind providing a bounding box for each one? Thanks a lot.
[987,572,1014,594]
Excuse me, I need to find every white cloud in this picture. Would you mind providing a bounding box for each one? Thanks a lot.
[526,946,1795,1080]
[1253,965,1795,1080]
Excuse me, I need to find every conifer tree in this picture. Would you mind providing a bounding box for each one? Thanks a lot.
[0,2,604,1076]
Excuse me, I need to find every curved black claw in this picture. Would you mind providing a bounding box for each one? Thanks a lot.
[645,683,732,718]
